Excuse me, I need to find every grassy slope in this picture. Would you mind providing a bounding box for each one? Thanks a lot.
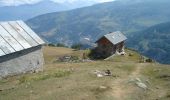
[0,46,170,100]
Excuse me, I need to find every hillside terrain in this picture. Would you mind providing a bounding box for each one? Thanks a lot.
[127,22,170,64]
[26,0,170,64]
[27,0,170,45]
[0,46,170,100]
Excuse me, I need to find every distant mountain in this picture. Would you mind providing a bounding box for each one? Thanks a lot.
[0,0,68,21]
[0,0,102,21]
[127,22,170,64]
[26,0,170,46]
[26,0,170,64]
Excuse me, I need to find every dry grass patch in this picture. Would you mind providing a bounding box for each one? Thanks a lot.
[0,46,170,100]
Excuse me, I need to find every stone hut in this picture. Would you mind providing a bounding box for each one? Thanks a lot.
[0,20,45,78]
[95,31,127,58]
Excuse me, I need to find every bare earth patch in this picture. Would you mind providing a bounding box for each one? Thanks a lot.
[111,63,144,100]
[0,47,170,100]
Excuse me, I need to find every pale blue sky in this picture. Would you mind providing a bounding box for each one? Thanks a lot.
[0,0,115,6]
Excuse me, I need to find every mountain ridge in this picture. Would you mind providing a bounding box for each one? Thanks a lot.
[26,0,170,64]
[0,0,101,21]
[27,0,170,44]
[127,21,170,64]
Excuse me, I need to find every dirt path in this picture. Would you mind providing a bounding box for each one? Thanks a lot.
[111,63,145,100]
[130,63,144,77]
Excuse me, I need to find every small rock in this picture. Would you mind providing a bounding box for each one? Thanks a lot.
[145,79,151,85]
[135,78,142,82]
[99,86,107,89]
[104,70,112,76]
[97,73,103,78]
[136,82,147,90]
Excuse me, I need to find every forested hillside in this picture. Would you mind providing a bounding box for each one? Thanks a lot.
[127,22,170,64]
[27,0,170,45]
[26,0,170,64]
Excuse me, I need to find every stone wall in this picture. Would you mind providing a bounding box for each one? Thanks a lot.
[0,46,44,78]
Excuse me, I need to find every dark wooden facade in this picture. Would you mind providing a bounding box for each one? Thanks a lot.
[96,37,125,58]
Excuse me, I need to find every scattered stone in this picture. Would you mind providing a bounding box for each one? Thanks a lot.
[82,59,93,62]
[128,77,148,90]
[93,70,103,78]
[135,78,142,82]
[97,73,104,78]
[120,51,126,55]
[128,78,134,83]
[99,86,107,89]
[136,82,147,90]
[104,70,112,76]
[145,79,151,85]
[93,70,112,78]
[93,70,101,74]
[57,55,80,62]
[57,55,93,63]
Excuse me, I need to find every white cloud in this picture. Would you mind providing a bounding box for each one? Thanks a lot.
[0,0,42,6]
[97,0,114,3]
[51,0,114,3]
[0,0,114,6]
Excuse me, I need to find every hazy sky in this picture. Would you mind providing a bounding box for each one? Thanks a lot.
[0,0,115,6]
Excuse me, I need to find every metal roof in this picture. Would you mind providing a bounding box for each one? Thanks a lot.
[0,20,45,57]
[97,31,127,45]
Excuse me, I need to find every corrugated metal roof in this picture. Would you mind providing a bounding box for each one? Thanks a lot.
[0,49,5,56]
[0,20,45,57]
[96,31,127,45]
[104,31,127,45]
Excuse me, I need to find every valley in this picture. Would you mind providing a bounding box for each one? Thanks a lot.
[26,0,170,64]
